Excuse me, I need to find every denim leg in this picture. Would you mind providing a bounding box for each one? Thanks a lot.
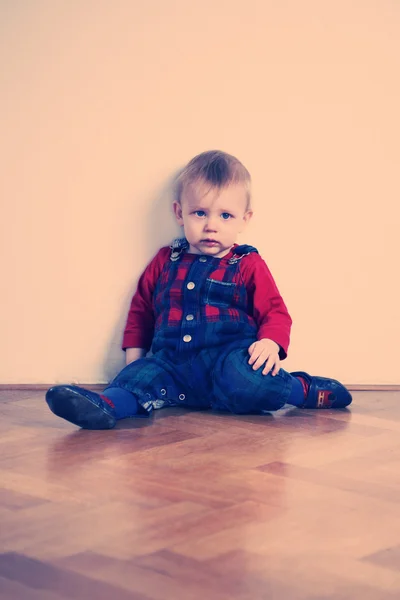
[211,347,292,413]
[108,355,193,415]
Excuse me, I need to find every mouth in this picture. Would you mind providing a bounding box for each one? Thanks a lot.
[201,239,219,244]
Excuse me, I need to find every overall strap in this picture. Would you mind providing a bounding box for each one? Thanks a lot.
[227,244,259,264]
[169,237,189,261]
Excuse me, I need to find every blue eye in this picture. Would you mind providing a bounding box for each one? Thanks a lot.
[193,210,232,219]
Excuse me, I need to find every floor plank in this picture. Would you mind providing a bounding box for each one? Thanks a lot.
[0,389,399,599]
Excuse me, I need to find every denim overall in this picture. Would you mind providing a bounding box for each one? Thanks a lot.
[108,238,293,417]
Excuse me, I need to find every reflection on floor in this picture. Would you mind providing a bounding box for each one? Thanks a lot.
[0,389,400,599]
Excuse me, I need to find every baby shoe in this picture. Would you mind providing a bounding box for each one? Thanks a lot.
[46,385,117,429]
[291,371,352,409]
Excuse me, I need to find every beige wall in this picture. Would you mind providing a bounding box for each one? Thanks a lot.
[1,0,399,385]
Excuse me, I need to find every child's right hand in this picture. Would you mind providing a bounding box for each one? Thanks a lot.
[248,339,281,376]
[126,347,146,365]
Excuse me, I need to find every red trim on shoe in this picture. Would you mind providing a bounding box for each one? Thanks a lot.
[295,376,309,399]
[99,394,115,409]
[316,390,333,408]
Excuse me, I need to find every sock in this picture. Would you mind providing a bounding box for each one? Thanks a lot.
[101,386,139,420]
[286,375,309,407]
[296,376,310,398]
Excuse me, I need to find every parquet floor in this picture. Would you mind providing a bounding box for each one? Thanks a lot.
[0,389,399,599]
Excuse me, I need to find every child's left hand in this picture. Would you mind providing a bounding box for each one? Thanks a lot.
[248,338,281,376]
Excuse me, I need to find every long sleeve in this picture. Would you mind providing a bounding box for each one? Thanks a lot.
[122,246,170,352]
[240,254,292,360]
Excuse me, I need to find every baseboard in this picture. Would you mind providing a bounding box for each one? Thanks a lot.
[0,384,399,391]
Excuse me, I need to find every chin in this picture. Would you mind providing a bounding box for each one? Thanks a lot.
[200,245,221,252]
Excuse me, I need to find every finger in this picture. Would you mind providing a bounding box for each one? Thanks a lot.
[262,355,277,376]
[248,349,260,366]
[251,350,270,371]
[248,343,256,362]
[248,345,260,364]
[271,360,281,376]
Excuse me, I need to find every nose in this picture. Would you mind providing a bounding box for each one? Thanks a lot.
[204,216,218,232]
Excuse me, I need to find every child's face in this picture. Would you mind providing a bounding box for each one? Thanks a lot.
[173,181,253,258]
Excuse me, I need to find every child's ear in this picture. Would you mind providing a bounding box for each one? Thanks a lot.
[173,201,184,226]
[240,210,253,231]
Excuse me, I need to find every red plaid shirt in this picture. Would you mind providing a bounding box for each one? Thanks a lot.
[122,241,292,359]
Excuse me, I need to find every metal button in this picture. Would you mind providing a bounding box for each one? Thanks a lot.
[145,393,151,399]
[199,256,207,262]
[160,388,166,395]
[179,393,186,401]
[186,314,194,321]
[187,282,195,290]
[183,334,192,342]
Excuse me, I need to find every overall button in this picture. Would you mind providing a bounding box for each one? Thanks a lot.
[179,393,186,401]
[183,334,192,342]
[160,389,166,395]
[199,256,207,262]
[186,314,194,321]
[187,282,195,290]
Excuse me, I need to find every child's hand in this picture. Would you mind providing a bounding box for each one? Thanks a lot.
[248,339,281,376]
[126,347,146,365]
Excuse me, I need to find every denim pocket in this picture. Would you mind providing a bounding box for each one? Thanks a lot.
[202,278,237,308]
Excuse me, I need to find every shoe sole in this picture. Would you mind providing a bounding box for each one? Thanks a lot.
[46,387,116,430]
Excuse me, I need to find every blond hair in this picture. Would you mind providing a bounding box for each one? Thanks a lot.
[175,150,252,210]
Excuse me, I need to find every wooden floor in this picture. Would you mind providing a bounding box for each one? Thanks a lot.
[0,390,400,599]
